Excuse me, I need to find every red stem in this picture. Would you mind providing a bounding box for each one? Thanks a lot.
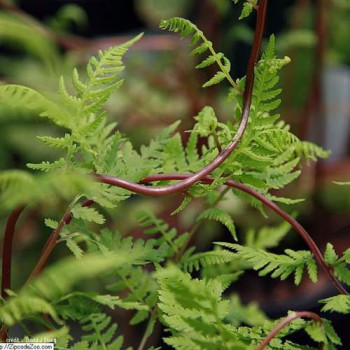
[257,311,323,350]
[25,199,94,284]
[96,173,348,295]
[2,0,269,288]
[1,205,25,299]
[98,0,268,197]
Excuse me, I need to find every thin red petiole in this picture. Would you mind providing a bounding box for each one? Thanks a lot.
[257,311,323,350]
[1,205,25,299]
[96,172,348,295]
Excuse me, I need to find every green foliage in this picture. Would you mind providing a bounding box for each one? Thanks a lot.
[156,265,245,350]
[156,266,334,350]
[226,294,269,327]
[0,170,96,210]
[217,242,318,285]
[159,17,240,91]
[244,220,291,249]
[320,295,350,314]
[232,0,258,20]
[324,243,350,286]
[0,12,58,64]
[0,251,134,326]
[181,249,236,273]
[197,207,237,240]
[137,210,188,256]
[0,11,347,350]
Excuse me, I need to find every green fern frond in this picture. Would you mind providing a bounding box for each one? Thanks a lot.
[70,341,91,350]
[71,206,105,225]
[185,133,203,171]
[0,85,72,128]
[297,141,331,161]
[244,220,291,249]
[181,250,236,273]
[157,265,264,350]
[0,250,157,330]
[232,0,258,20]
[226,294,269,327]
[197,208,237,240]
[25,327,71,350]
[137,211,187,255]
[81,313,118,347]
[334,181,350,185]
[159,17,240,91]
[26,249,151,300]
[320,295,350,314]
[216,243,318,285]
[0,171,96,210]
[0,295,59,326]
[27,158,66,172]
[192,106,218,138]
[37,134,73,149]
[324,243,350,286]
[171,196,192,216]
[0,170,33,190]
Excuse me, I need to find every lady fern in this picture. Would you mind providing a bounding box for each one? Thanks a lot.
[0,2,349,349]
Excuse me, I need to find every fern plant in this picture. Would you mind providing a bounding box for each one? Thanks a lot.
[0,0,349,349]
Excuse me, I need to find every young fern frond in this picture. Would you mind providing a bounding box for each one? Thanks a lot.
[159,17,240,92]
[226,294,269,327]
[197,208,237,241]
[156,265,246,350]
[220,35,329,208]
[320,295,350,314]
[80,313,119,348]
[0,171,95,210]
[181,249,236,273]
[233,0,258,20]
[324,243,350,286]
[0,85,72,128]
[63,33,143,122]
[244,220,291,249]
[0,254,122,326]
[0,295,59,326]
[22,327,71,350]
[137,211,188,256]
[216,243,318,285]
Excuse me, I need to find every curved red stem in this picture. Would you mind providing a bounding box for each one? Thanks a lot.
[1,205,25,299]
[96,172,348,295]
[25,199,94,284]
[94,0,268,197]
[2,0,269,286]
[257,311,324,350]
